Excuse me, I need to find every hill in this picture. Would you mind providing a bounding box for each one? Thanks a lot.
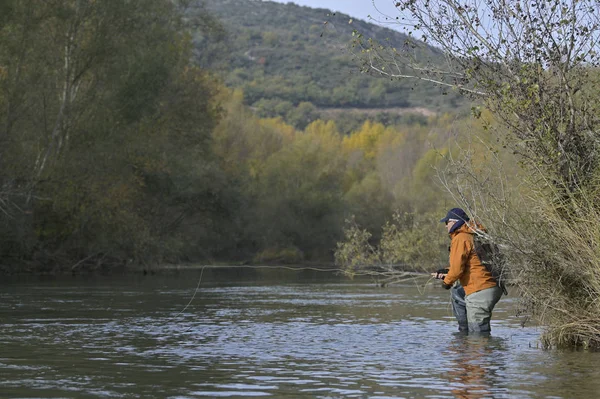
[190,0,465,125]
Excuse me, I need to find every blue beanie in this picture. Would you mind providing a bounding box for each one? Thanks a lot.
[440,208,470,233]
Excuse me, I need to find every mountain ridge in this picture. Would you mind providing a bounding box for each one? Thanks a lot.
[191,0,463,125]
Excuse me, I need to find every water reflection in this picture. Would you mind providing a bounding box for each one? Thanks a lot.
[444,334,509,398]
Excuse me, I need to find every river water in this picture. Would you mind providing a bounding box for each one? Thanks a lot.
[1,267,600,398]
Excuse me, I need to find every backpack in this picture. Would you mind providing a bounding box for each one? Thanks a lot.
[472,231,509,296]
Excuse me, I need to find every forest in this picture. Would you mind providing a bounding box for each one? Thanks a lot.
[0,0,475,272]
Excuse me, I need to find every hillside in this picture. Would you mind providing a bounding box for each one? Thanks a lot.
[190,0,465,123]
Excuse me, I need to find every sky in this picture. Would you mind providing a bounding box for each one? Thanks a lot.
[269,0,403,30]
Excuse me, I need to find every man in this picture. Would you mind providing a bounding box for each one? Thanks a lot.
[434,208,503,334]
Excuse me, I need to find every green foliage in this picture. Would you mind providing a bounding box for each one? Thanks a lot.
[335,212,446,275]
[249,120,346,258]
[0,0,227,270]
[0,0,470,273]
[378,212,445,268]
[210,89,464,263]
[192,0,466,116]
[286,101,319,130]
[334,218,380,276]
[343,172,396,239]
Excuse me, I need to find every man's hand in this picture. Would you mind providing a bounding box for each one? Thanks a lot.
[441,280,452,290]
[431,268,449,280]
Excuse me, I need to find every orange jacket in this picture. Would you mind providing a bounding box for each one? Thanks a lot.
[442,222,497,296]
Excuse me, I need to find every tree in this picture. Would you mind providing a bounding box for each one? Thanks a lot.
[250,120,346,258]
[356,0,600,195]
[0,0,226,270]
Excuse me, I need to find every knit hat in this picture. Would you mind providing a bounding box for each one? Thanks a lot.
[440,208,470,233]
[439,207,470,224]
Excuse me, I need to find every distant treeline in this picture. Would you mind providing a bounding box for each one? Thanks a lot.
[0,0,474,272]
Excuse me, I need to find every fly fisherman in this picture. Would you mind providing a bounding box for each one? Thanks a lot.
[432,208,503,334]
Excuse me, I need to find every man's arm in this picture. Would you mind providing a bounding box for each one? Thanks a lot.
[442,235,469,287]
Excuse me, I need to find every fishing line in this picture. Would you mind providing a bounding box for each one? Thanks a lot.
[172,264,359,333]
[174,265,357,317]
[174,265,205,317]
[174,265,348,317]
[173,264,431,317]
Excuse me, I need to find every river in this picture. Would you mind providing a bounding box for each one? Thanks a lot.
[1,267,599,398]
